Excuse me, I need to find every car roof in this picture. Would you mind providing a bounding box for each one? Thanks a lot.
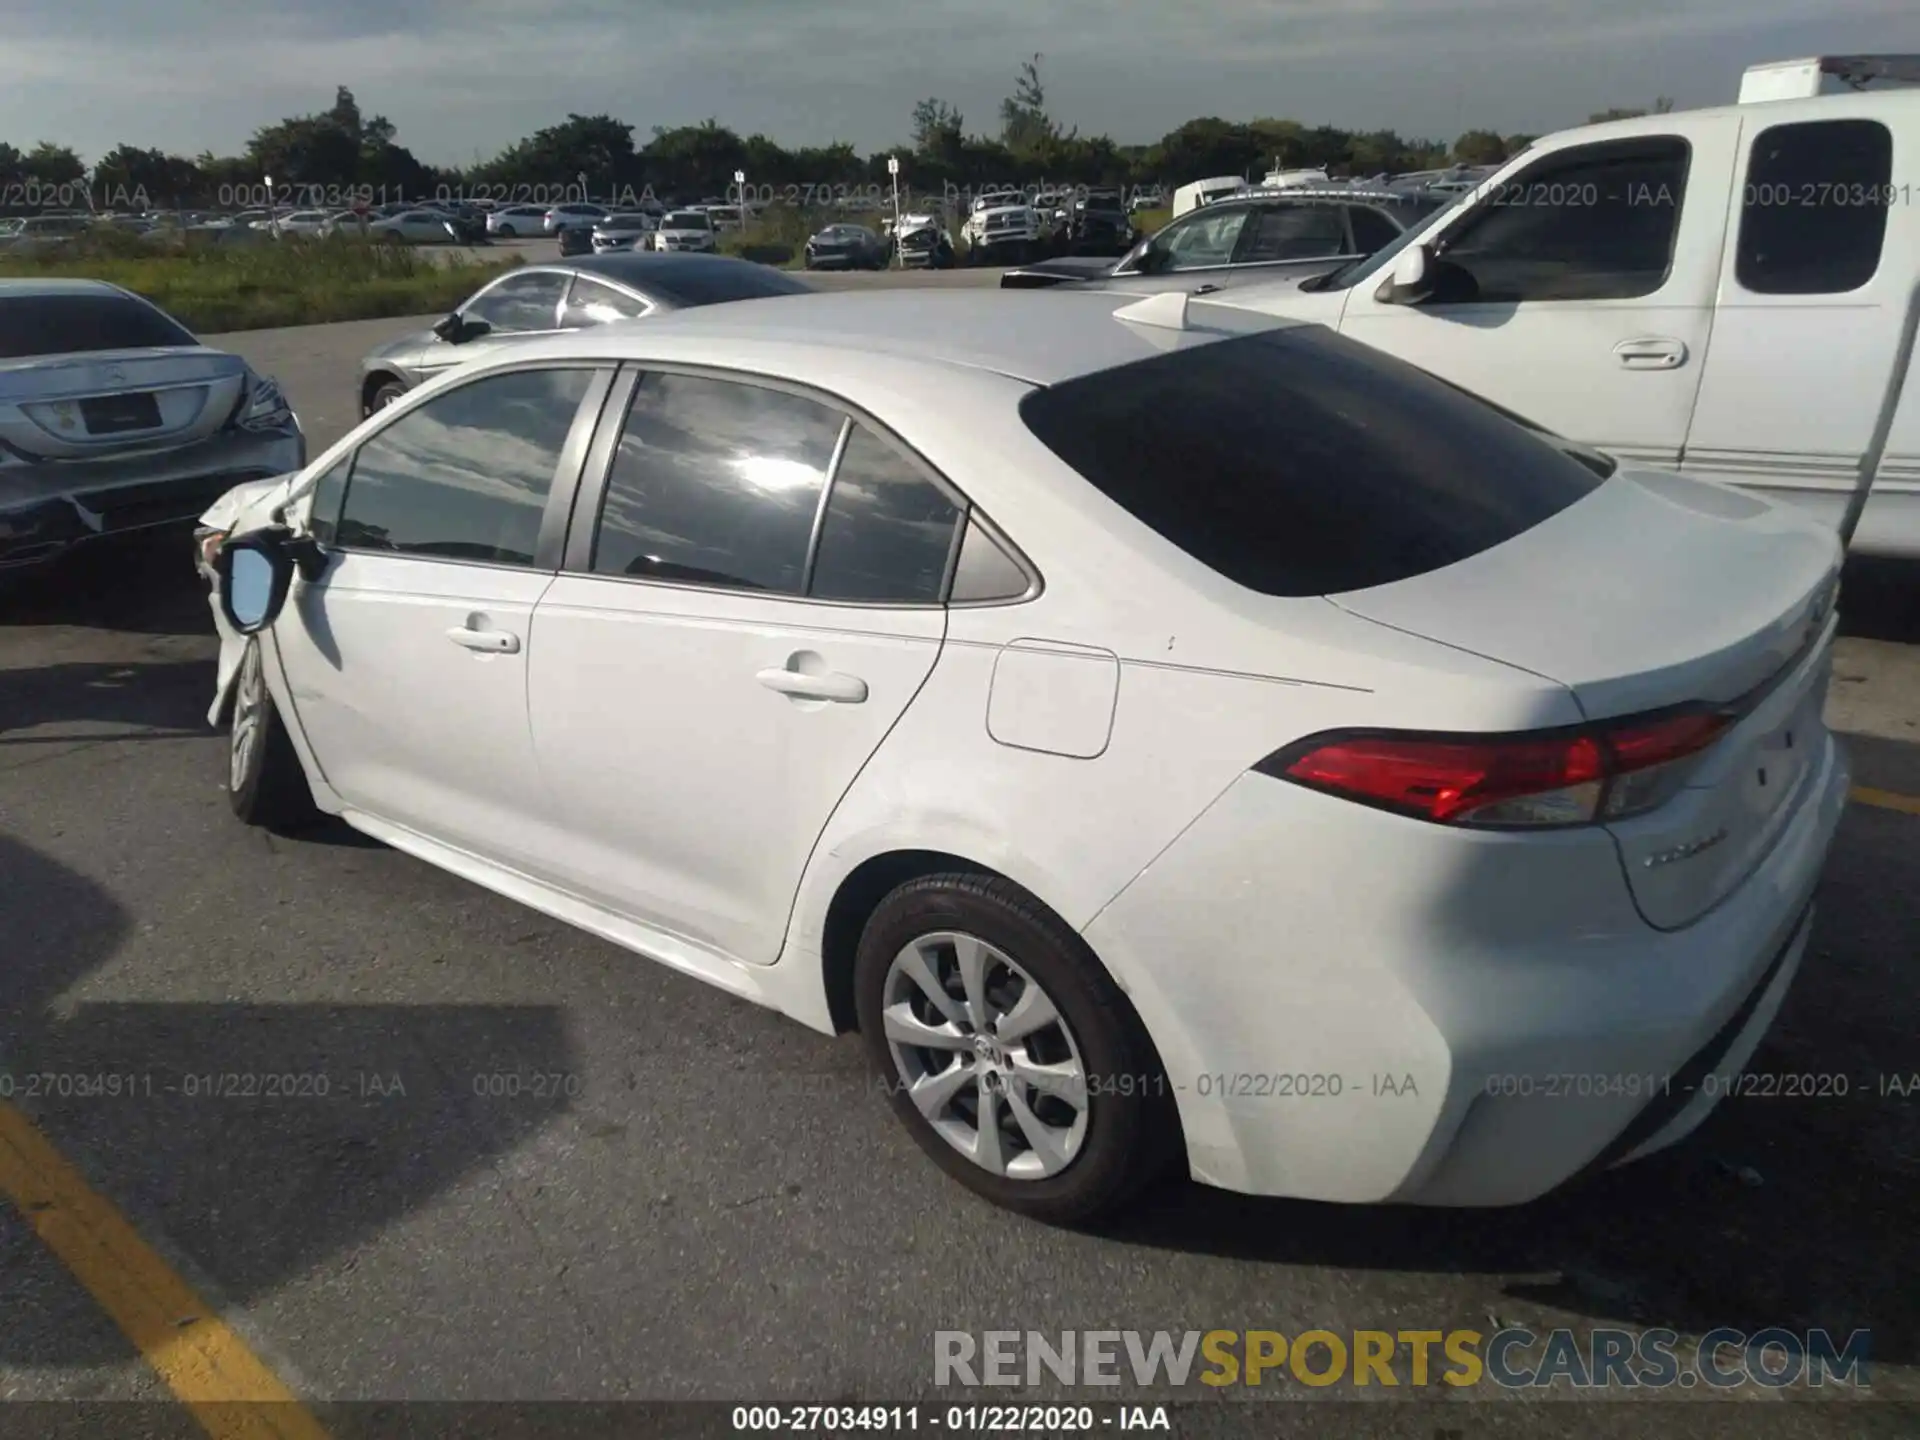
[493,287,1303,386]
[0,277,127,298]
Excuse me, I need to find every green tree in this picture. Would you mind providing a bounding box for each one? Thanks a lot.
[92,145,205,207]
[911,98,965,162]
[1452,129,1508,165]
[1000,53,1071,161]
[23,141,85,186]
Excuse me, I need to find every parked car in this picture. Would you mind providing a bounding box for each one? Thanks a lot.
[1222,53,1920,558]
[893,216,956,270]
[0,214,92,251]
[805,223,888,270]
[0,278,303,578]
[556,222,596,257]
[486,204,551,238]
[544,202,609,234]
[651,210,718,253]
[1002,189,1446,295]
[369,210,462,245]
[592,213,659,252]
[963,204,1050,265]
[267,210,333,237]
[354,253,812,413]
[199,286,1847,1223]
[1063,189,1135,256]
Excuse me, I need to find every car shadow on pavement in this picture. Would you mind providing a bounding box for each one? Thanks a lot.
[0,831,580,1370]
[0,659,213,741]
[0,533,211,638]
[1103,805,1920,1366]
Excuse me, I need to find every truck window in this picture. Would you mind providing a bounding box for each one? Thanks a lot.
[1736,120,1893,295]
[1433,137,1690,303]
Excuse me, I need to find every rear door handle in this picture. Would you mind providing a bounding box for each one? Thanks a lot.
[447,625,520,654]
[756,666,867,703]
[1614,337,1688,370]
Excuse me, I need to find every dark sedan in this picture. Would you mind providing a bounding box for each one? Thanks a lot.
[356,253,812,414]
[1000,188,1449,297]
[804,223,887,271]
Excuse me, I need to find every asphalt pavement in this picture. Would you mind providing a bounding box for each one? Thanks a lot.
[1,286,1917,1437]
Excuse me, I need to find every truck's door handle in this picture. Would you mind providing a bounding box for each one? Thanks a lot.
[1614,337,1688,370]
[447,626,520,653]
[756,665,868,703]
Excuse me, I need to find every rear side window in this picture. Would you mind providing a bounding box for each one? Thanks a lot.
[1018,329,1604,597]
[0,294,196,359]
[1736,120,1893,295]
[808,425,962,604]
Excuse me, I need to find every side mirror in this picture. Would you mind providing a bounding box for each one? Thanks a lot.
[1376,244,1434,305]
[215,527,327,634]
[432,312,463,341]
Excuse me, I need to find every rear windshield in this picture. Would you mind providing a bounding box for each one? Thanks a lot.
[1018,327,1604,597]
[648,264,812,306]
[0,294,197,359]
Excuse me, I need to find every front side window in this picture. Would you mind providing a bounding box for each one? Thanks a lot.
[1019,328,1603,598]
[1145,207,1252,271]
[590,374,842,592]
[1433,138,1690,302]
[336,367,593,565]
[809,425,961,604]
[463,272,569,333]
[1348,206,1405,254]
[1736,120,1893,295]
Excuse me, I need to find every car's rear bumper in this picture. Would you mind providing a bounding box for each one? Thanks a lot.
[0,424,305,573]
[1081,730,1851,1206]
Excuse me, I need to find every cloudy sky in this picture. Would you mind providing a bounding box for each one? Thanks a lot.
[4,0,1916,165]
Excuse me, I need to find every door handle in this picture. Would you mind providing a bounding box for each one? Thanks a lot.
[1614,337,1688,370]
[756,666,868,703]
[447,625,520,654]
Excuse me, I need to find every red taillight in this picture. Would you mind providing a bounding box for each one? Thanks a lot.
[1264,707,1735,828]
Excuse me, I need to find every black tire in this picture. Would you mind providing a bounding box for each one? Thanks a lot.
[367,376,407,414]
[854,873,1180,1225]
[227,637,321,831]
[496,223,516,238]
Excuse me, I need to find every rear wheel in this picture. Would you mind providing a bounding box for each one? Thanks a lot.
[366,376,407,413]
[495,223,516,238]
[228,637,320,830]
[854,874,1179,1224]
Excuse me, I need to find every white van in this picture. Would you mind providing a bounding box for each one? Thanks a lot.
[1222,55,1920,557]
[1172,176,1249,217]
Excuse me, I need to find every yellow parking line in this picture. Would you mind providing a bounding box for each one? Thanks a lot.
[0,1100,331,1440]
[1852,785,1920,816]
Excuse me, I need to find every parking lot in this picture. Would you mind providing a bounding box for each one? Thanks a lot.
[2,280,1918,1436]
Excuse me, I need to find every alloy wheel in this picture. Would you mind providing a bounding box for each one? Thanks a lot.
[229,641,264,791]
[880,931,1090,1179]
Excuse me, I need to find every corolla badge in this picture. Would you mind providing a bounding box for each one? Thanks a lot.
[1643,827,1730,868]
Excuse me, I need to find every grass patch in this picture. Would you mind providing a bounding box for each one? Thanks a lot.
[0,229,522,333]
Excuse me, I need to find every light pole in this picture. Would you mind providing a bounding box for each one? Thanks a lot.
[888,155,901,268]
[734,168,747,226]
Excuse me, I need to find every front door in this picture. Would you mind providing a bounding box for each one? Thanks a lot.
[528,369,964,965]
[276,363,608,871]
[1337,123,1741,468]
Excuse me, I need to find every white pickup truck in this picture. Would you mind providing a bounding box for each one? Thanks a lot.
[1222,55,1920,557]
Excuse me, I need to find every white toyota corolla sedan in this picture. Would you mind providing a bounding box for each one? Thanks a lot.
[196,288,1850,1223]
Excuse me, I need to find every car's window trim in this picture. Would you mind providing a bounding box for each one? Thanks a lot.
[326,359,617,575]
[462,266,576,332]
[561,360,1042,609]
[561,273,656,323]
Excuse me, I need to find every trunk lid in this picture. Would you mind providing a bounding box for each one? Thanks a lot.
[0,346,248,460]
[1332,468,1843,929]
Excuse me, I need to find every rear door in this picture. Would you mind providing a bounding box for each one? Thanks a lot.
[526,367,963,965]
[1337,123,1740,469]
